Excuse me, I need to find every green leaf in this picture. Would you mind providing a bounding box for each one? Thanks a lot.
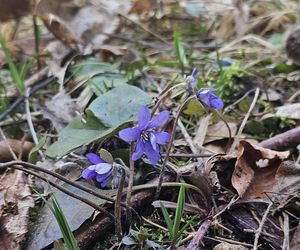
[45,115,118,158]
[160,201,173,237]
[99,149,114,164]
[183,98,204,116]
[0,34,25,93]
[28,136,46,163]
[26,182,117,250]
[173,30,187,71]
[122,236,137,246]
[88,84,151,127]
[172,185,185,239]
[46,84,151,158]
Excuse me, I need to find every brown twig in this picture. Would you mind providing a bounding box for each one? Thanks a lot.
[0,160,116,203]
[0,164,115,220]
[259,126,300,151]
[187,219,212,250]
[253,202,273,250]
[229,88,260,154]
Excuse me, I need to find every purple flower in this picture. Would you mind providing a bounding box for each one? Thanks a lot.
[186,68,197,94]
[118,106,171,165]
[197,88,224,110]
[82,153,113,188]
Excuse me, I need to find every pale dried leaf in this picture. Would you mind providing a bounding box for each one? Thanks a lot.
[204,120,237,144]
[0,170,34,250]
[231,140,289,198]
[276,103,300,119]
[42,90,77,132]
[0,139,34,162]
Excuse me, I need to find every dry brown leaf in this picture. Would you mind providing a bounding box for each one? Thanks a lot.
[290,223,300,250]
[231,140,289,198]
[213,242,248,250]
[204,120,237,144]
[0,139,34,162]
[273,161,300,203]
[0,0,31,22]
[129,0,158,14]
[42,90,77,132]
[0,170,34,250]
[34,0,133,50]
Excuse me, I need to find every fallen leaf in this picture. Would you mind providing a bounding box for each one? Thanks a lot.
[25,181,117,250]
[276,103,300,119]
[204,120,237,144]
[213,242,248,250]
[129,0,158,14]
[42,90,78,132]
[231,141,289,198]
[35,0,133,50]
[290,223,300,250]
[0,170,34,250]
[273,161,300,204]
[0,0,31,22]
[0,139,34,162]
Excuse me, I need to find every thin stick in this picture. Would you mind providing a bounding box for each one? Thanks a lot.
[0,164,115,220]
[0,161,116,203]
[282,213,289,250]
[187,219,212,250]
[115,169,126,239]
[214,110,232,153]
[24,88,45,160]
[126,143,135,224]
[155,95,196,199]
[0,127,18,160]
[229,88,260,154]
[253,202,272,250]
[152,83,185,115]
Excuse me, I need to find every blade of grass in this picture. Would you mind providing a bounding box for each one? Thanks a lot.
[0,34,25,93]
[172,185,185,239]
[160,201,174,236]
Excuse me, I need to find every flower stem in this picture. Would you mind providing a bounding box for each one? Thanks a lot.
[155,95,196,199]
[115,168,126,239]
[151,83,185,115]
[126,142,135,225]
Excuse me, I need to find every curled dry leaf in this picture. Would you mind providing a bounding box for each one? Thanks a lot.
[231,140,289,198]
[0,170,34,250]
[213,242,248,250]
[0,139,34,162]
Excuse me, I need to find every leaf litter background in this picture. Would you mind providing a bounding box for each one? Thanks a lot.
[0,0,299,249]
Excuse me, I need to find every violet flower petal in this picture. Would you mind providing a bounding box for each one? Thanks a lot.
[150,133,159,151]
[94,163,112,175]
[153,131,171,145]
[82,165,97,179]
[144,141,160,165]
[100,174,112,188]
[132,139,144,161]
[198,88,223,110]
[148,110,170,129]
[86,153,105,164]
[137,106,151,129]
[118,127,141,142]
[209,93,224,110]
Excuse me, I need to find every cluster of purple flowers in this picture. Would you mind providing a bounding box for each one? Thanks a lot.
[82,153,123,188]
[82,69,223,188]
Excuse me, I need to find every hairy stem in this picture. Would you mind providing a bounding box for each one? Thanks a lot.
[115,169,126,239]
[126,143,135,224]
[155,95,196,199]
